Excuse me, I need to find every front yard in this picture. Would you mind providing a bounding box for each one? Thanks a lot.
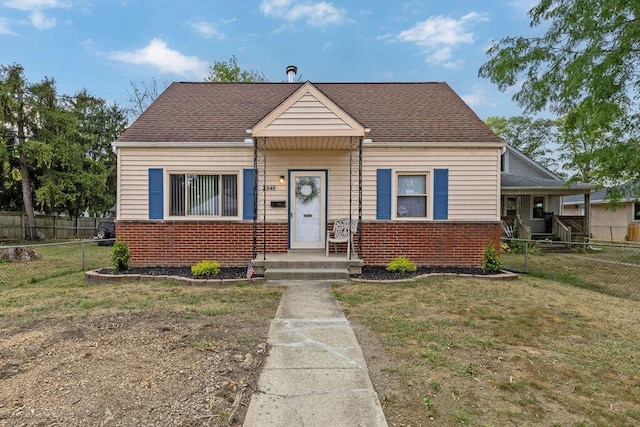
[0,274,283,426]
[1,260,639,426]
[335,275,640,427]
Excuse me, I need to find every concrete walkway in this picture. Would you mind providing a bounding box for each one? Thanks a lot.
[243,281,388,427]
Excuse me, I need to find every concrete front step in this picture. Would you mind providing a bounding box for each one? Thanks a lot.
[252,252,363,281]
[265,268,350,281]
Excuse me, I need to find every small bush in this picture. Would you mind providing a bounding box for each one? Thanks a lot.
[191,260,220,277]
[482,243,502,274]
[111,241,131,272]
[507,239,541,255]
[386,256,417,273]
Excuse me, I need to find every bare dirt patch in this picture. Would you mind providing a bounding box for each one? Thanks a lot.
[0,311,270,426]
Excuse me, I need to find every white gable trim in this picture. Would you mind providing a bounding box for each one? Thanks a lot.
[251,82,366,138]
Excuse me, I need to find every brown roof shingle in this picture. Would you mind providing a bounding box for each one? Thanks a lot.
[117,81,502,144]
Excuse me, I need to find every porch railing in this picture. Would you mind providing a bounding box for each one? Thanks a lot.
[515,217,531,241]
[553,216,572,247]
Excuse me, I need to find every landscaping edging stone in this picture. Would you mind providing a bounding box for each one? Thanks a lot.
[351,269,517,283]
[84,269,264,285]
[85,269,516,284]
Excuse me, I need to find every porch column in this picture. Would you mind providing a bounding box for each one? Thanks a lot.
[584,192,591,240]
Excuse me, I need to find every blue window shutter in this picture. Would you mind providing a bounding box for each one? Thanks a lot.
[243,168,255,220]
[148,168,164,219]
[376,169,392,220]
[433,168,449,220]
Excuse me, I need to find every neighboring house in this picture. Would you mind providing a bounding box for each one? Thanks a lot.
[113,75,506,268]
[563,187,640,242]
[500,145,594,241]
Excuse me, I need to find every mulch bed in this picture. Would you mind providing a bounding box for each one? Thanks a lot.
[96,265,488,281]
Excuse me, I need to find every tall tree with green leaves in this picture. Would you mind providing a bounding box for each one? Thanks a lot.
[1,64,127,238]
[0,64,40,238]
[34,90,126,218]
[205,55,268,83]
[479,0,640,194]
[485,116,560,174]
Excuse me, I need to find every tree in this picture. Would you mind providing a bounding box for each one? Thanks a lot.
[479,0,640,192]
[0,64,127,239]
[34,90,126,218]
[485,116,560,173]
[126,77,167,122]
[0,64,39,238]
[205,55,268,83]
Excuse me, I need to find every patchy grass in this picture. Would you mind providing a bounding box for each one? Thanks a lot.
[501,245,640,300]
[0,273,283,426]
[334,275,640,427]
[0,241,111,286]
[0,272,282,327]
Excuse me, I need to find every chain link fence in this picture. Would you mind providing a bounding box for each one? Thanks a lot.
[501,238,640,301]
[0,239,114,286]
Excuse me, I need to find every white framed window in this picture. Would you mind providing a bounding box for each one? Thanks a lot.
[170,173,238,217]
[634,201,640,222]
[395,172,429,218]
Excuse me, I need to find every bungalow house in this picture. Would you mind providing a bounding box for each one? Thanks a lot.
[500,145,594,242]
[563,186,640,242]
[113,72,506,269]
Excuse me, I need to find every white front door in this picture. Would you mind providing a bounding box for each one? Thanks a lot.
[290,171,326,249]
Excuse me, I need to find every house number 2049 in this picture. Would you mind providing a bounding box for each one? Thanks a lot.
[262,185,276,191]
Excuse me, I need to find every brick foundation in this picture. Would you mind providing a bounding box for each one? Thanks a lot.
[359,221,501,267]
[117,221,288,267]
[117,220,500,268]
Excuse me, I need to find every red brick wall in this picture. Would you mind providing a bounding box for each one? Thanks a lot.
[117,220,500,268]
[117,221,287,267]
[359,221,501,267]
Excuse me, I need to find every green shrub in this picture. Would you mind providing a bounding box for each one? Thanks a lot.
[507,239,541,255]
[191,260,220,277]
[111,241,131,272]
[482,243,502,274]
[386,256,417,273]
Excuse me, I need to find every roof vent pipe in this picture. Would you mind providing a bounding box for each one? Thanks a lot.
[286,65,297,83]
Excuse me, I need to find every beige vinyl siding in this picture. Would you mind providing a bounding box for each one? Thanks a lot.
[362,147,501,221]
[265,94,353,131]
[262,150,353,222]
[117,145,501,222]
[118,147,253,220]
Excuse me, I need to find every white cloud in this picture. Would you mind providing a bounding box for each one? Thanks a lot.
[107,38,208,78]
[189,21,224,39]
[30,9,56,29]
[0,17,15,34]
[259,0,346,28]
[2,0,71,30]
[2,0,69,10]
[461,85,497,107]
[396,12,487,68]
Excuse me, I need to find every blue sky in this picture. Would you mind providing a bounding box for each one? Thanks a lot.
[1,0,541,120]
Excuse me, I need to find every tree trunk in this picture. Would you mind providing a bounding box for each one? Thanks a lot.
[17,90,37,240]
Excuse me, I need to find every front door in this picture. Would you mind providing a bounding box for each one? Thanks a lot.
[290,171,326,249]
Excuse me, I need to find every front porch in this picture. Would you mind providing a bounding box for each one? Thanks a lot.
[502,214,588,243]
[252,250,364,281]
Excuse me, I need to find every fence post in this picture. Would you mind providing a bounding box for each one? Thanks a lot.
[82,240,85,271]
[524,241,529,272]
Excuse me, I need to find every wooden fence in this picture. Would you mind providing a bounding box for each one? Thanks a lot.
[0,211,103,241]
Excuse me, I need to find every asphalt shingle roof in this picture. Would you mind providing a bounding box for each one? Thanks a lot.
[117,82,503,144]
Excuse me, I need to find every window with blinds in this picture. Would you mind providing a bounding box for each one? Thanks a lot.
[170,174,237,217]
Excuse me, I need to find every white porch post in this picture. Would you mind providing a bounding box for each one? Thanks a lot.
[584,192,591,240]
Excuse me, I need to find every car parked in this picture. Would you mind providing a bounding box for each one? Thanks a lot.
[94,220,115,246]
